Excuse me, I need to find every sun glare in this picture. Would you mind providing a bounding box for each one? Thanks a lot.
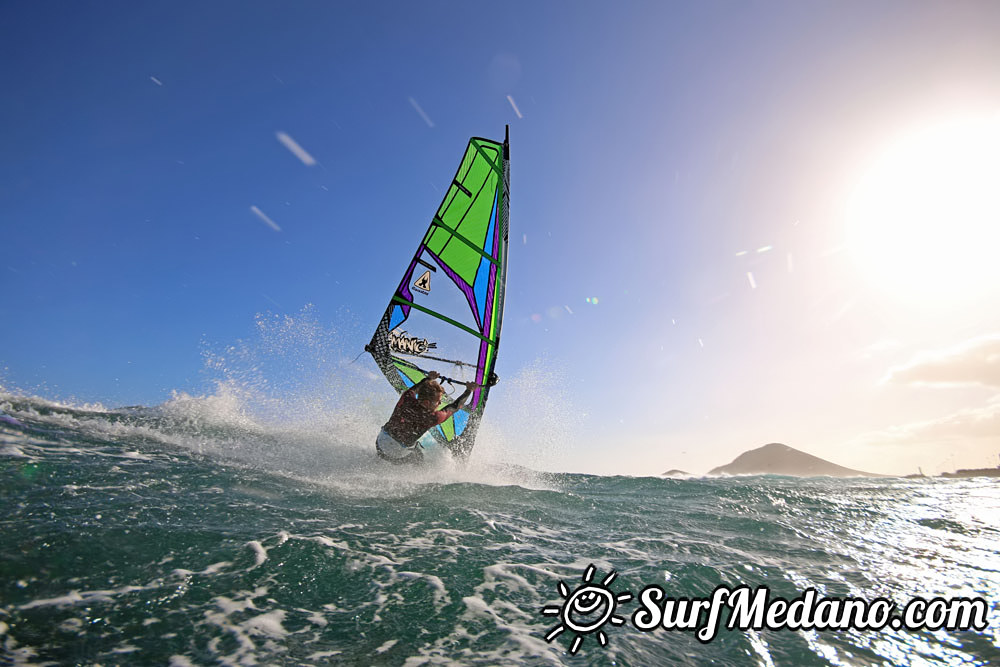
[846,114,1000,307]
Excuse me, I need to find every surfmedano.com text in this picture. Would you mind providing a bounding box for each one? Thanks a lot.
[632,585,989,642]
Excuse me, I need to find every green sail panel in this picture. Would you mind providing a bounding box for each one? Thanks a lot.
[367,128,510,461]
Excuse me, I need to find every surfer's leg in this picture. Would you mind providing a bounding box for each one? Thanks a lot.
[377,448,423,465]
[376,430,424,465]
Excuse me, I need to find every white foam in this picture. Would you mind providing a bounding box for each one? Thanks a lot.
[397,571,450,612]
[479,564,535,596]
[246,541,267,568]
[241,610,287,639]
[374,639,398,654]
[212,596,252,617]
[301,609,328,627]
[201,561,233,576]
[111,645,140,654]
[307,650,343,660]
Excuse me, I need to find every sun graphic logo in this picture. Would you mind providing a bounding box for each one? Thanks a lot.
[541,564,633,655]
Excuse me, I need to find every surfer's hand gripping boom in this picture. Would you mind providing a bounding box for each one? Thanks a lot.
[438,372,499,389]
[424,371,475,390]
[440,377,476,388]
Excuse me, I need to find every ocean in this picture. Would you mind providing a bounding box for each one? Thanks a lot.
[2,389,999,666]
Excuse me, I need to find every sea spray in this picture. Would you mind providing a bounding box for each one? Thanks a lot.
[192,304,580,480]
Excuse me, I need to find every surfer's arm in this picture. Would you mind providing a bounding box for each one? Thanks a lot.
[442,383,473,413]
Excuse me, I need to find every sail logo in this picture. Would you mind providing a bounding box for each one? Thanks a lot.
[413,270,432,294]
[389,330,437,356]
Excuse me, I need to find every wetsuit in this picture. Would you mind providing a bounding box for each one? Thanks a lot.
[376,382,469,464]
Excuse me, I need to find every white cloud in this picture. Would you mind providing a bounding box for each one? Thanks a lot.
[851,336,1000,472]
[883,334,1000,388]
[854,396,1000,446]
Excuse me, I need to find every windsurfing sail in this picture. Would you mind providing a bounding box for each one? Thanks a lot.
[366,127,510,461]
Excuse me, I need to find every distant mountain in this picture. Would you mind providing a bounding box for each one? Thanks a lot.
[660,469,692,477]
[708,443,880,477]
[940,467,1000,478]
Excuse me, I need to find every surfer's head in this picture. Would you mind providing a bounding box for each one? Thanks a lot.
[417,381,444,408]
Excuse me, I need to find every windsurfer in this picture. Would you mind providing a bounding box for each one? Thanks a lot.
[375,371,473,464]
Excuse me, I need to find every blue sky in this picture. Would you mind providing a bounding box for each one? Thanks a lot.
[3,1,1000,475]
